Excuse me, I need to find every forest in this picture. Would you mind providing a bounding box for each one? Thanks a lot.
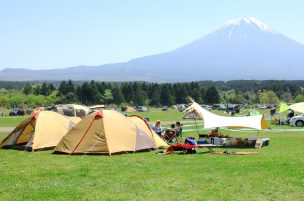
[0,80,304,108]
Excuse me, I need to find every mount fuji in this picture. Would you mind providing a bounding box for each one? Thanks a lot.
[1,17,304,81]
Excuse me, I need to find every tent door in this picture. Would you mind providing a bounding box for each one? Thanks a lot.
[15,123,34,145]
[135,127,156,151]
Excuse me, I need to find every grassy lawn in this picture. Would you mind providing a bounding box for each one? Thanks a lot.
[0,115,28,127]
[0,109,304,200]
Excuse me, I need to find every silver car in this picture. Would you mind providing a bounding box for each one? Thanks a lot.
[289,115,304,127]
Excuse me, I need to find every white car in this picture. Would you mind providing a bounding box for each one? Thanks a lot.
[289,115,304,127]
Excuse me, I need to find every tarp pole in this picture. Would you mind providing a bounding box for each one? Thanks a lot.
[194,119,200,135]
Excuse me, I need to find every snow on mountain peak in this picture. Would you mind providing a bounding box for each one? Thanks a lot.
[225,17,271,32]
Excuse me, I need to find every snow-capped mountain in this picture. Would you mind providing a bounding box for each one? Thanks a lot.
[1,17,304,81]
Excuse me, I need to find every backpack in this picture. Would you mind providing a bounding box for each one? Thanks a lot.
[185,138,196,145]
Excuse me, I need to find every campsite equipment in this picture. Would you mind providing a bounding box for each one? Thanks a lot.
[121,106,135,112]
[55,110,167,155]
[210,137,222,145]
[184,102,269,130]
[166,143,221,154]
[0,110,80,151]
[245,109,261,116]
[184,137,196,145]
[211,151,260,155]
[279,102,304,114]
[163,129,179,144]
[255,138,270,148]
[166,143,197,154]
[53,104,92,118]
[197,139,208,144]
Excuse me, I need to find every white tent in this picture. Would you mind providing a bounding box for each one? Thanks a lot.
[183,112,201,119]
[184,102,269,130]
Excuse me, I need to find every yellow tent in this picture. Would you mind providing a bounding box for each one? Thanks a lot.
[55,110,163,155]
[0,111,80,151]
[128,115,168,148]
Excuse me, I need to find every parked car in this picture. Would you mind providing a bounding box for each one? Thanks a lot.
[212,104,227,110]
[9,108,25,116]
[136,106,148,112]
[289,115,304,127]
[177,104,187,112]
[162,106,169,111]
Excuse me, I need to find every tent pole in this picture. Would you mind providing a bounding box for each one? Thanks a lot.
[194,118,200,136]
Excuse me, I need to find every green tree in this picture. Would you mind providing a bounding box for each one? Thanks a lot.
[23,83,33,95]
[258,90,279,104]
[33,85,41,96]
[40,82,49,96]
[58,81,67,96]
[122,83,134,104]
[133,86,147,105]
[174,84,188,104]
[9,96,25,107]
[149,84,161,106]
[112,86,125,105]
[200,87,206,104]
[48,83,56,93]
[160,85,174,106]
[295,94,304,102]
[66,80,75,93]
[0,94,9,107]
[79,82,90,104]
[294,88,304,102]
[204,86,220,104]
[103,89,113,104]
[89,81,102,104]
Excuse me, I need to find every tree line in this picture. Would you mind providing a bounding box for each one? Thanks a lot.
[0,80,304,108]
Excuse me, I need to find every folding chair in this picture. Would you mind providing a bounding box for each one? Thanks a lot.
[163,129,179,144]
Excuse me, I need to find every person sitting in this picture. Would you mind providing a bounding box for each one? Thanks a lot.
[151,120,163,136]
[286,110,295,124]
[174,121,182,137]
[208,127,220,137]
[166,123,176,135]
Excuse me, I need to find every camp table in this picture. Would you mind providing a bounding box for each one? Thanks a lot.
[196,144,222,152]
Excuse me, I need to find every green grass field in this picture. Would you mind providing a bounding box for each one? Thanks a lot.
[0,115,28,127]
[0,109,304,200]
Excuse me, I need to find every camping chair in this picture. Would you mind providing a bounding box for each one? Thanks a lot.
[163,129,179,144]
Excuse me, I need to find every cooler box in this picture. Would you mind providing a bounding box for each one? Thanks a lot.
[261,138,270,147]
[197,140,208,145]
[210,137,221,145]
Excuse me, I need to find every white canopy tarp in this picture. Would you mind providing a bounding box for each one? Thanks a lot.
[279,102,304,114]
[185,102,269,130]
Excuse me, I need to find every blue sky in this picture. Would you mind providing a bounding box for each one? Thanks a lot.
[1,0,304,70]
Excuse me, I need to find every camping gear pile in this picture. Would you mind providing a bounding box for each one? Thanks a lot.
[51,104,92,118]
[1,108,168,155]
[181,101,270,149]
